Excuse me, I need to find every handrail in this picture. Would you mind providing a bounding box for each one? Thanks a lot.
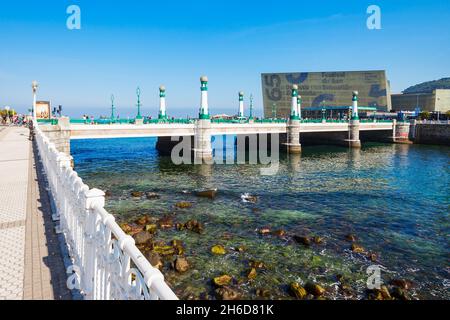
[33,120,178,300]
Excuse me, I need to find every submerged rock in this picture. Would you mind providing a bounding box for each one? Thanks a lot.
[146,192,160,199]
[256,288,270,298]
[128,224,144,236]
[351,243,365,253]
[195,189,217,199]
[171,239,185,255]
[175,223,185,231]
[249,260,266,269]
[157,216,174,229]
[213,275,232,287]
[145,252,163,270]
[293,235,311,246]
[241,193,257,203]
[273,229,286,237]
[153,245,176,256]
[184,220,204,234]
[119,223,132,233]
[221,232,233,240]
[104,190,112,197]
[215,286,240,300]
[390,279,413,290]
[136,215,151,226]
[305,282,326,296]
[145,224,158,234]
[133,231,152,245]
[339,283,354,297]
[211,245,226,255]
[367,289,383,300]
[390,287,410,300]
[131,191,144,198]
[312,236,324,244]
[247,268,257,280]
[175,201,193,209]
[367,252,378,262]
[380,285,392,299]
[290,283,307,299]
[174,257,189,273]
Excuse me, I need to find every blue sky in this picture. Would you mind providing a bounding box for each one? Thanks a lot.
[1,0,449,118]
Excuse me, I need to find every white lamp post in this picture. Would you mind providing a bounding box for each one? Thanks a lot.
[199,76,209,119]
[32,80,38,120]
[159,85,167,119]
[238,91,244,118]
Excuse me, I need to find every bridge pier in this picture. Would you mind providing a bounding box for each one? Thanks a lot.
[346,91,361,148]
[283,85,301,153]
[392,119,412,144]
[285,119,302,153]
[193,119,213,163]
[347,119,361,148]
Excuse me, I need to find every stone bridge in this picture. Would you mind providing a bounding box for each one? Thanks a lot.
[39,118,411,162]
[37,77,413,162]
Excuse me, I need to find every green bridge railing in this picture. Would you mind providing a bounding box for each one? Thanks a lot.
[39,118,394,125]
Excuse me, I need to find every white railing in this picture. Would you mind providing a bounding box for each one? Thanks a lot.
[33,121,178,300]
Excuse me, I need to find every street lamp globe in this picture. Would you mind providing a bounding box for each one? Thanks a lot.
[32,80,39,93]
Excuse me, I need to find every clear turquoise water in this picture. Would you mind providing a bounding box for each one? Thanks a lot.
[71,137,450,300]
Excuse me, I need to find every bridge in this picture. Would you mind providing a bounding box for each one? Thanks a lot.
[37,77,412,160]
[17,77,415,301]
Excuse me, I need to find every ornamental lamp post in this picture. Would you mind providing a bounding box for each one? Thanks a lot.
[32,80,38,120]
[351,91,359,120]
[159,85,167,120]
[136,87,142,119]
[199,76,209,119]
[290,85,299,120]
[110,94,116,122]
[238,91,244,118]
[249,94,254,120]
[321,100,326,122]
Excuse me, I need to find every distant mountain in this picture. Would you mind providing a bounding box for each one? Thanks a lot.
[403,78,450,94]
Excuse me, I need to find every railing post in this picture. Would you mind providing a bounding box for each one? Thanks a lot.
[53,153,73,223]
[83,188,105,300]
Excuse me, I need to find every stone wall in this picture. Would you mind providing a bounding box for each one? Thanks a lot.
[38,118,71,155]
[414,123,450,146]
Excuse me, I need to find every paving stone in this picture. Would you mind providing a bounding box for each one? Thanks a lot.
[0,127,71,300]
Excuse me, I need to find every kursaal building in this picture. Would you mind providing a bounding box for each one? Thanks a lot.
[261,70,391,117]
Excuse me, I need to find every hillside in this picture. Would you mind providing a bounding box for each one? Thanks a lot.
[403,77,450,94]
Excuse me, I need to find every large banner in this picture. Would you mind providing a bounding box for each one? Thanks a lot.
[261,70,390,117]
[35,101,51,119]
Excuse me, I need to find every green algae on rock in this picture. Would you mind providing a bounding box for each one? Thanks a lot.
[211,245,226,255]
[213,274,232,287]
[290,283,307,299]
[305,282,326,296]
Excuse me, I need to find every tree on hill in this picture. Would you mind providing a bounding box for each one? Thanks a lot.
[403,77,450,94]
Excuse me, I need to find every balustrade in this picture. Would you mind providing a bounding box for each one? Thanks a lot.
[33,121,177,300]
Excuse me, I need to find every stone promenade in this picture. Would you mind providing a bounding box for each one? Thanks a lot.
[0,126,70,300]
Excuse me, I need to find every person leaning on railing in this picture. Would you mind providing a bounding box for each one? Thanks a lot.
[29,119,34,141]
